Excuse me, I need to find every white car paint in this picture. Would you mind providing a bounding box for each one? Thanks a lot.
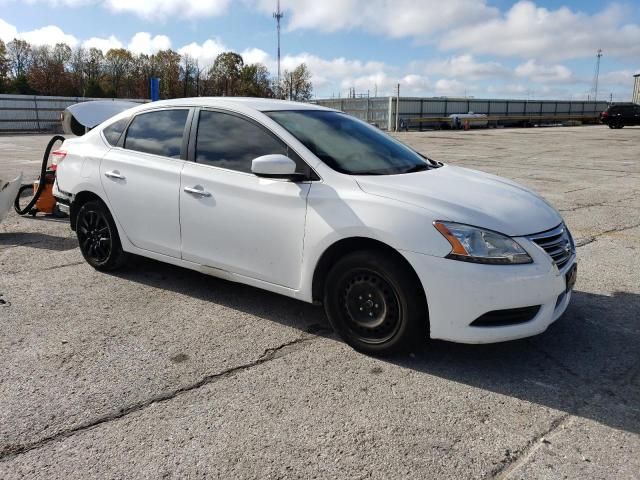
[54,97,576,344]
[0,174,22,223]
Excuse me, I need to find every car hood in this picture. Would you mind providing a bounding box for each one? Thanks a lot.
[355,165,562,237]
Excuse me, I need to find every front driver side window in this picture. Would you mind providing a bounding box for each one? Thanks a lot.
[195,110,306,174]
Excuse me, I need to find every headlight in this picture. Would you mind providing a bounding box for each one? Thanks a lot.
[434,221,532,265]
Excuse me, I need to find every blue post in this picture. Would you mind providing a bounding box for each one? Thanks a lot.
[150,78,160,101]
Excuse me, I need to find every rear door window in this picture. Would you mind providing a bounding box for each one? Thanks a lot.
[124,109,189,158]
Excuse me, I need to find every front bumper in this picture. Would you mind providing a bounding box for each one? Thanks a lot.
[402,239,576,344]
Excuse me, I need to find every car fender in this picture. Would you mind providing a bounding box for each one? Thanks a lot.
[297,182,453,302]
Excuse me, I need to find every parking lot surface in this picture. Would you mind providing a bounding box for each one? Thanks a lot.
[1,126,639,479]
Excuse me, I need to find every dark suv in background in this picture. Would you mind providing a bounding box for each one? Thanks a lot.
[600,103,640,129]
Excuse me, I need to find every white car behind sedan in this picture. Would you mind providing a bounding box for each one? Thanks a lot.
[53,98,576,354]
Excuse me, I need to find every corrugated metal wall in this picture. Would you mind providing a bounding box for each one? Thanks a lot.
[0,95,147,132]
[314,97,610,130]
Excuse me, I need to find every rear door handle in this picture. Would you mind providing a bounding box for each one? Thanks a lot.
[104,170,125,180]
[184,186,211,197]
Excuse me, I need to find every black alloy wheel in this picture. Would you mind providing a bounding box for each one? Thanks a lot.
[76,200,127,271]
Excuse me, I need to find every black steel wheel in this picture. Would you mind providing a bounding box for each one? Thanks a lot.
[324,249,428,355]
[76,200,127,271]
[339,269,402,344]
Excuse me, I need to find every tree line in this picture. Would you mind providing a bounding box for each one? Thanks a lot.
[0,39,313,101]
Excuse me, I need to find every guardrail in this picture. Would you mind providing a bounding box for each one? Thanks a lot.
[0,94,147,133]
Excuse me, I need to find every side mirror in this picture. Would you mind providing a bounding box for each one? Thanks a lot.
[251,154,302,180]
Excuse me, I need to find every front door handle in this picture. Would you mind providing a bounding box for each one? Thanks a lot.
[104,170,125,180]
[184,186,212,197]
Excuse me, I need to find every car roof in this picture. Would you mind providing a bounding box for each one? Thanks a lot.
[134,97,335,113]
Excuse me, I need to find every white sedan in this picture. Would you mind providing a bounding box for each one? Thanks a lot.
[53,98,577,354]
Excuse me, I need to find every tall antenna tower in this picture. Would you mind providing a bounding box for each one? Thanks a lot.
[592,49,603,101]
[273,0,284,89]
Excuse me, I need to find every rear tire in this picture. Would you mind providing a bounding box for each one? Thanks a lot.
[323,250,428,355]
[76,200,128,271]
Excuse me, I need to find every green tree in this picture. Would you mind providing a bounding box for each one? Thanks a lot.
[28,43,73,95]
[0,39,8,93]
[69,46,87,96]
[280,63,313,101]
[153,49,181,98]
[238,63,273,97]
[7,39,31,78]
[180,53,197,97]
[208,52,244,96]
[104,48,133,97]
[84,48,104,84]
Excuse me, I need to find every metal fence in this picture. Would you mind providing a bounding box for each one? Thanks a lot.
[0,94,147,133]
[314,97,610,130]
[1,94,611,133]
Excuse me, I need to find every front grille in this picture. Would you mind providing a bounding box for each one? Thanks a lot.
[471,306,541,327]
[528,223,574,270]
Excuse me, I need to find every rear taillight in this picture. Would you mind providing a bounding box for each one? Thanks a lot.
[50,150,67,170]
[601,111,609,117]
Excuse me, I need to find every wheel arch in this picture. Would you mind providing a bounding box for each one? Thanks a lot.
[311,236,427,306]
[70,190,106,231]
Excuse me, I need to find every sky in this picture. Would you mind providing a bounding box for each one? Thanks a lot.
[0,0,639,100]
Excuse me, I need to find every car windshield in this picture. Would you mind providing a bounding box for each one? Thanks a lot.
[265,110,432,175]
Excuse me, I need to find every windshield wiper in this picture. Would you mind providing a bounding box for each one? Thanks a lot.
[401,164,430,174]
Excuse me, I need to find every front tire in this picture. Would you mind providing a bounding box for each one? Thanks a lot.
[76,200,127,271]
[323,250,428,355]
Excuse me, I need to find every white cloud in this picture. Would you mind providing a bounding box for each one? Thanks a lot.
[252,0,498,38]
[443,1,640,61]
[599,70,636,87]
[240,47,270,66]
[416,55,509,80]
[178,39,228,67]
[0,18,18,41]
[82,35,123,52]
[251,0,640,61]
[434,79,466,96]
[21,25,78,47]
[127,32,171,55]
[278,53,386,89]
[0,19,78,47]
[105,0,231,20]
[514,60,573,84]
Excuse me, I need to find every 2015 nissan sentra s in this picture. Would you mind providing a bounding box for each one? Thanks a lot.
[53,98,577,355]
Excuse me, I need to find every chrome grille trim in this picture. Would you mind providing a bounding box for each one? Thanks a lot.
[527,224,575,270]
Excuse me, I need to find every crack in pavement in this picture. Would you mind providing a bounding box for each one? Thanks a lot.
[559,193,640,213]
[0,332,323,463]
[576,222,640,248]
[489,336,640,479]
[1,260,85,276]
[489,414,573,479]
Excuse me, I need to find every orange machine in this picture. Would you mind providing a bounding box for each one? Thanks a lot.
[31,171,57,215]
[14,135,67,218]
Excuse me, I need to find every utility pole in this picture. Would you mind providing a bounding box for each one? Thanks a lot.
[395,83,400,132]
[592,49,603,101]
[273,0,284,94]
